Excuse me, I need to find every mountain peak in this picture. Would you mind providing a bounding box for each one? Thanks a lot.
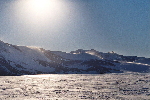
[0,40,4,44]
[0,40,150,75]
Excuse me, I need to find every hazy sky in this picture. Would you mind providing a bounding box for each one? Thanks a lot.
[0,0,150,57]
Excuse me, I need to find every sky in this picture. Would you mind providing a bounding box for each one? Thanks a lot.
[0,0,150,57]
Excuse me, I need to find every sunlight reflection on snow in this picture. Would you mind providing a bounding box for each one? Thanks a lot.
[1,73,150,99]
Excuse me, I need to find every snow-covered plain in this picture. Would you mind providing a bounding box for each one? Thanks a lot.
[0,72,150,100]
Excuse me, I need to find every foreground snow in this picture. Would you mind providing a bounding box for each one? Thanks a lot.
[0,72,149,100]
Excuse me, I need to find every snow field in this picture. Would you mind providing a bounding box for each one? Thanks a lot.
[0,73,149,100]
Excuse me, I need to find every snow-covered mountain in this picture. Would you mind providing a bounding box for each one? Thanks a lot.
[0,40,150,75]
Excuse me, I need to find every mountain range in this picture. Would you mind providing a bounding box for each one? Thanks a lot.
[0,40,150,75]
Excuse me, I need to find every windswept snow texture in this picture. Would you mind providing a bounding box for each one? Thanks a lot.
[0,40,150,75]
[0,73,150,100]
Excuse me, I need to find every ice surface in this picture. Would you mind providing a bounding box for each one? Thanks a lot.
[0,73,149,100]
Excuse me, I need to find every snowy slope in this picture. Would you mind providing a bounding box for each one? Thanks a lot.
[0,40,150,75]
[0,40,54,75]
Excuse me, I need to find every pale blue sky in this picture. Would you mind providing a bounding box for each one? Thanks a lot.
[0,0,150,57]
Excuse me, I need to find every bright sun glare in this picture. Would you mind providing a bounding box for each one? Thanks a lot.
[15,0,67,28]
[27,0,52,14]
[23,0,65,17]
[30,0,51,12]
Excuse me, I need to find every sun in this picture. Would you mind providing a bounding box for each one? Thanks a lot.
[28,0,51,13]
[15,0,67,26]
[30,0,51,11]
